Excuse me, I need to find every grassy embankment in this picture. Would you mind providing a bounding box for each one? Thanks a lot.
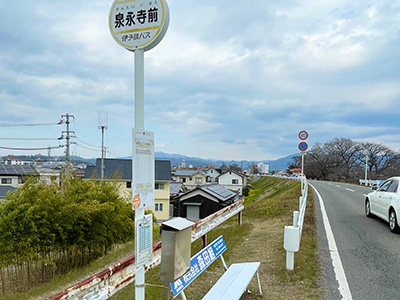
[112,177,325,300]
[0,177,324,300]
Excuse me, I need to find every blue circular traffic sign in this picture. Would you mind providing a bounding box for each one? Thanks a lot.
[298,141,308,152]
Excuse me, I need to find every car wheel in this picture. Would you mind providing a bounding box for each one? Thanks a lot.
[389,209,399,233]
[365,199,372,218]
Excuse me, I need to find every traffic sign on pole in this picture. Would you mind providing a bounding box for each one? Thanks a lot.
[298,141,308,152]
[298,130,308,140]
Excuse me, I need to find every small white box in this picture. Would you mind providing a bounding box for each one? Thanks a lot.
[284,226,300,252]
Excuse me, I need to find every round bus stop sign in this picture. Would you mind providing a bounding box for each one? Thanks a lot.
[298,141,308,152]
[109,0,170,52]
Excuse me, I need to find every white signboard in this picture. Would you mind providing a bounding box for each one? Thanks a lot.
[132,129,154,210]
[135,213,153,267]
[109,0,170,52]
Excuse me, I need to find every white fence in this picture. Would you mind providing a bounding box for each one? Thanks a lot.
[359,179,382,186]
[47,199,244,300]
[283,180,308,271]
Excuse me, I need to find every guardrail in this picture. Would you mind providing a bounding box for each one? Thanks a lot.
[283,180,308,271]
[47,198,244,300]
[359,179,382,186]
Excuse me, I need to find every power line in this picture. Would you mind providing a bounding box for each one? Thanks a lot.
[0,121,63,127]
[75,137,101,149]
[75,142,101,152]
[0,138,59,141]
[0,145,64,151]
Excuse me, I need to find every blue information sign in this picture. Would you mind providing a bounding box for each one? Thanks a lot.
[170,235,227,297]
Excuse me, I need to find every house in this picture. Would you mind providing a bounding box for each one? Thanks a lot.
[0,164,37,188]
[172,170,207,190]
[169,181,187,217]
[177,184,239,221]
[257,162,269,176]
[217,170,247,195]
[4,155,30,165]
[84,159,172,221]
[204,168,221,183]
[290,168,302,176]
[35,164,64,185]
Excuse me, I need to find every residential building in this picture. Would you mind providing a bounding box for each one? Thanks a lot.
[154,161,173,221]
[177,184,239,221]
[204,168,221,183]
[4,155,31,165]
[0,164,37,188]
[217,170,247,195]
[290,168,302,176]
[257,162,269,175]
[35,164,64,185]
[172,170,207,190]
[84,159,172,221]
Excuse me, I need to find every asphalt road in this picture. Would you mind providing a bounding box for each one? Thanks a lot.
[310,180,400,300]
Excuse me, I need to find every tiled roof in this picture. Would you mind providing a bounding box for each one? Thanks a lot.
[170,182,184,194]
[179,184,237,202]
[84,159,171,181]
[0,186,16,198]
[175,170,205,176]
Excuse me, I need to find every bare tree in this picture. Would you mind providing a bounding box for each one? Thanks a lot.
[360,142,400,179]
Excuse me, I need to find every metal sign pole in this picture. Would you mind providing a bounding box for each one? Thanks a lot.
[134,48,145,300]
[109,2,170,299]
[301,152,304,192]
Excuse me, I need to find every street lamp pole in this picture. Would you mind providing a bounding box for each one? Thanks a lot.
[365,154,369,185]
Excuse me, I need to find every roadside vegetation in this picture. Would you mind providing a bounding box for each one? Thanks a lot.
[0,176,136,298]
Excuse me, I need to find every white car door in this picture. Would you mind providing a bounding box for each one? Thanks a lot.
[375,180,392,218]
[381,179,400,218]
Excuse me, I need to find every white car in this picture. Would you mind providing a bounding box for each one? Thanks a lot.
[365,177,400,233]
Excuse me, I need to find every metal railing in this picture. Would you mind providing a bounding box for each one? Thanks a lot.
[283,179,308,270]
[359,179,381,186]
[47,198,244,300]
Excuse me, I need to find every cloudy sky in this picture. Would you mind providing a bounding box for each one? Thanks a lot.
[0,0,399,161]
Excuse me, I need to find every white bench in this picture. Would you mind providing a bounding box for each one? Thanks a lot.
[202,262,262,300]
[170,236,262,299]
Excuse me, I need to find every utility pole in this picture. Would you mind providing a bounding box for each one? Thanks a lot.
[59,114,75,174]
[98,111,108,180]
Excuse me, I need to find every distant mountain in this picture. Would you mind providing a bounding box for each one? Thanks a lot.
[154,151,297,171]
[1,152,297,171]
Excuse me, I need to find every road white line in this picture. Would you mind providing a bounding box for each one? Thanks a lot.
[336,185,341,188]
[345,188,355,192]
[310,184,353,300]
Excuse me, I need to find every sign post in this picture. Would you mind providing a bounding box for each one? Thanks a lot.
[297,131,309,191]
[109,1,170,299]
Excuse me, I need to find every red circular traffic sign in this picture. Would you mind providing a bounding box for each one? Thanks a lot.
[298,141,308,152]
[298,130,308,140]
